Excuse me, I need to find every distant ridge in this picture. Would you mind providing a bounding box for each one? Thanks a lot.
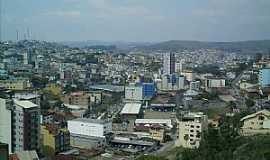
[139,40,270,53]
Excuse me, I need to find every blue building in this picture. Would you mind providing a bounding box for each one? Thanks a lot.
[259,68,270,87]
[142,83,156,100]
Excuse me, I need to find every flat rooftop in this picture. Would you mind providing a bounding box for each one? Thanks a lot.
[14,99,38,109]
[69,118,110,124]
[121,103,142,115]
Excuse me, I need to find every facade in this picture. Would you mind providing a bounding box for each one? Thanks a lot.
[149,125,166,142]
[63,91,102,109]
[142,83,155,99]
[0,97,40,153]
[205,78,226,88]
[120,103,142,120]
[67,118,111,149]
[0,79,29,90]
[0,143,9,160]
[125,84,143,101]
[41,124,70,155]
[181,70,195,82]
[175,112,208,148]
[159,74,185,91]
[240,110,270,136]
[68,118,112,138]
[259,68,270,87]
[190,81,200,91]
[163,52,175,75]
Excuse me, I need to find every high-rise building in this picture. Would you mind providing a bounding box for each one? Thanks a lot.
[163,52,175,75]
[0,96,40,153]
[175,112,208,148]
[259,68,270,88]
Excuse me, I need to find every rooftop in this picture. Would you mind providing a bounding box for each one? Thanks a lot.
[69,118,110,124]
[14,99,38,109]
[121,103,142,115]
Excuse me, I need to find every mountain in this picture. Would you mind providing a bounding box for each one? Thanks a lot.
[139,40,270,53]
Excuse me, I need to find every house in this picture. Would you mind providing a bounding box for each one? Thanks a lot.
[240,109,270,136]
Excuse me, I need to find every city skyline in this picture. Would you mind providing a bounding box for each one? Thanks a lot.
[1,0,270,42]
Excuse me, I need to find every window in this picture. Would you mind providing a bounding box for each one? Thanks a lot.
[259,116,265,121]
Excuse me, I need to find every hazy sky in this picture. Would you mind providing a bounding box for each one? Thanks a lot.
[1,0,270,42]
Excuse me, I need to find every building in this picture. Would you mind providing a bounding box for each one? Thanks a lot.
[163,52,175,75]
[175,112,208,148]
[149,125,166,142]
[181,70,195,82]
[0,143,9,160]
[142,83,156,100]
[259,68,270,88]
[0,97,40,153]
[120,103,142,120]
[125,84,143,101]
[63,91,102,109]
[68,118,112,138]
[158,74,185,91]
[41,124,70,155]
[240,109,270,136]
[10,150,39,160]
[190,81,200,91]
[0,79,30,90]
[205,77,226,88]
[134,119,172,131]
[67,118,111,149]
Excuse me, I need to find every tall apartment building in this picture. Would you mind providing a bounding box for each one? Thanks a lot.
[259,68,270,88]
[163,52,175,75]
[175,112,208,148]
[0,96,40,153]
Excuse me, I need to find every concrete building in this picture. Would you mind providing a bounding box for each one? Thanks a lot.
[0,97,40,153]
[0,79,30,90]
[158,74,185,91]
[63,91,102,109]
[149,125,166,142]
[125,84,143,101]
[68,118,112,138]
[190,81,200,91]
[67,118,111,149]
[41,124,70,155]
[205,77,226,88]
[120,103,142,120]
[175,112,208,148]
[259,68,270,87]
[163,52,175,75]
[181,70,195,82]
[240,109,270,136]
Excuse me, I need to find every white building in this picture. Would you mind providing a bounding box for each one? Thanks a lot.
[125,84,143,101]
[68,118,112,138]
[175,112,208,148]
[190,81,200,91]
[163,52,175,75]
[158,74,185,91]
[205,78,226,88]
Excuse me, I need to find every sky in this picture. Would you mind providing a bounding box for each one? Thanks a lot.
[1,0,270,42]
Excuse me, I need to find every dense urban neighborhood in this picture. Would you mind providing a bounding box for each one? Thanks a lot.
[0,39,270,160]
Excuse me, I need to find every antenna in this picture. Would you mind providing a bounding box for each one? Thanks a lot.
[27,28,30,40]
[16,30,19,41]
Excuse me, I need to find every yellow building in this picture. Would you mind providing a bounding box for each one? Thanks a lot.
[149,125,165,142]
[41,124,70,156]
[0,79,30,90]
